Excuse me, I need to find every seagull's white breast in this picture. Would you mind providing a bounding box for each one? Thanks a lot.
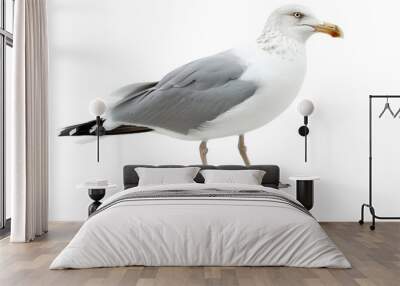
[186,43,307,140]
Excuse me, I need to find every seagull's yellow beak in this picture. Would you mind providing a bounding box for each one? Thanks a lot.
[314,22,343,38]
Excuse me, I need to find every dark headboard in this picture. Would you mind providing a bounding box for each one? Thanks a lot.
[123,165,280,189]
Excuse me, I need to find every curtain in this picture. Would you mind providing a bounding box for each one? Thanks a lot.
[10,0,48,242]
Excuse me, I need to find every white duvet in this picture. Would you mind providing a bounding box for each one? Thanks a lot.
[50,183,350,269]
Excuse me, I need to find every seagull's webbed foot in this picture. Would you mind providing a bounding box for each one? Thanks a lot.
[199,141,208,165]
[238,134,251,166]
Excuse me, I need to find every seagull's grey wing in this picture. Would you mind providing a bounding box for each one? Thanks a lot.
[110,51,258,134]
[111,82,158,99]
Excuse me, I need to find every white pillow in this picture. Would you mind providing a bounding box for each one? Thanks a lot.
[135,167,201,186]
[200,169,266,185]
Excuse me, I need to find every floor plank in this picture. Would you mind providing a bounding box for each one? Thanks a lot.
[0,222,399,286]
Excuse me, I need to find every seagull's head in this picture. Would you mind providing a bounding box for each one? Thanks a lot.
[266,4,343,43]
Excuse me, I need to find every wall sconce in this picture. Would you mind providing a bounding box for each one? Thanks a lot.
[297,99,315,162]
[89,98,107,162]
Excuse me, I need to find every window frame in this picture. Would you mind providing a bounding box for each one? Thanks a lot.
[0,0,13,232]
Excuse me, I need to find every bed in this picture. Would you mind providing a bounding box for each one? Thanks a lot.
[50,165,350,269]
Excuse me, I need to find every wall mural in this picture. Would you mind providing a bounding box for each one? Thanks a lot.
[59,4,342,166]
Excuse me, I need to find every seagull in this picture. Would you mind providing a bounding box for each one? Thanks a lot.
[59,4,342,166]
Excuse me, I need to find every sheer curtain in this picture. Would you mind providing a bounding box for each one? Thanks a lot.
[10,0,48,242]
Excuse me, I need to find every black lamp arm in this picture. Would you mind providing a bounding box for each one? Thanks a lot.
[96,116,101,162]
[298,117,310,137]
[298,116,310,162]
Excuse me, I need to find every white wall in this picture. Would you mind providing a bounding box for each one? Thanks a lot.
[48,0,400,221]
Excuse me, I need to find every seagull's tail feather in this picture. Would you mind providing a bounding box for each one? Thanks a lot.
[59,82,158,138]
[104,125,153,135]
[58,120,153,137]
[59,119,100,136]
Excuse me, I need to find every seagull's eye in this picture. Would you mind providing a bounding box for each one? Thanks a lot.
[293,12,303,19]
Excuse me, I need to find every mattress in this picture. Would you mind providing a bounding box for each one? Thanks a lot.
[50,183,350,269]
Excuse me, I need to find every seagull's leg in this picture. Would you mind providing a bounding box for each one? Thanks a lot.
[238,134,251,166]
[199,141,208,165]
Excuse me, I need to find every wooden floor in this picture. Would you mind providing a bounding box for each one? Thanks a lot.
[0,222,399,286]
